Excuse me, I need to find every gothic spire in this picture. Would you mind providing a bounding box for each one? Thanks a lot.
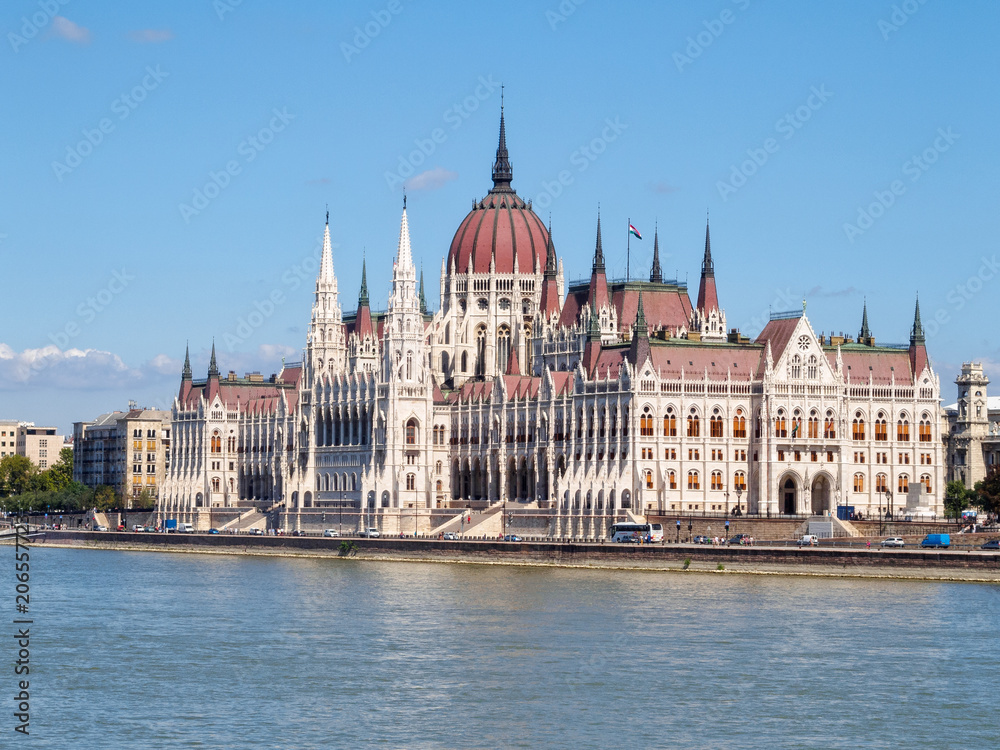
[650,223,663,283]
[635,291,649,339]
[395,199,414,273]
[696,215,719,313]
[182,341,192,380]
[319,209,335,282]
[418,264,428,314]
[859,300,871,341]
[544,220,557,275]
[208,339,219,378]
[491,90,513,191]
[910,294,925,345]
[592,209,605,272]
[359,253,369,308]
[587,286,601,341]
[702,216,714,276]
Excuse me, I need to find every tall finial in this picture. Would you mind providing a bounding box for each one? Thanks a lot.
[208,339,219,378]
[359,252,369,308]
[182,341,192,380]
[635,291,648,338]
[593,207,605,272]
[650,221,663,283]
[326,204,329,225]
[545,219,557,274]
[418,263,427,314]
[859,299,871,341]
[491,91,513,191]
[702,214,714,276]
[403,189,407,210]
[910,294,925,345]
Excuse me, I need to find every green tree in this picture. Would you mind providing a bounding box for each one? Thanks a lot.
[944,480,973,520]
[94,485,117,512]
[47,447,74,490]
[974,469,1000,515]
[0,455,37,497]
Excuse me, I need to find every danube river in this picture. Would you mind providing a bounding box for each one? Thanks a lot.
[19,548,1000,748]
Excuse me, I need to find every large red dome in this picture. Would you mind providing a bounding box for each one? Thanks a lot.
[447,108,550,275]
[448,193,549,275]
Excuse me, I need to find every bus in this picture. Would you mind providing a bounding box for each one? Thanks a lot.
[609,522,664,543]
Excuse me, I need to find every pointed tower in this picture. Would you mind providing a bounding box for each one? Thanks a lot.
[859,300,873,346]
[582,287,603,375]
[418,264,428,315]
[689,216,727,342]
[629,291,651,368]
[492,95,513,192]
[182,342,192,381]
[307,210,346,377]
[348,255,378,374]
[382,201,424,382]
[587,209,610,312]
[650,224,663,283]
[208,340,219,378]
[908,295,929,377]
[539,221,561,318]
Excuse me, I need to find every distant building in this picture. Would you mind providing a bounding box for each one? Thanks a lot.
[16,424,65,470]
[943,363,1000,488]
[0,420,17,459]
[73,406,171,504]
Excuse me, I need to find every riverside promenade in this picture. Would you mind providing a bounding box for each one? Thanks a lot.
[21,530,1000,582]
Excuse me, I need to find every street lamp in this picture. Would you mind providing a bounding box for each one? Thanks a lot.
[676,519,680,543]
[736,486,743,516]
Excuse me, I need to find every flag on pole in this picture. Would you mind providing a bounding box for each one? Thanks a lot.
[628,224,642,240]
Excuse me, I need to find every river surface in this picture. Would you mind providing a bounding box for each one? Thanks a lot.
[13,547,1000,748]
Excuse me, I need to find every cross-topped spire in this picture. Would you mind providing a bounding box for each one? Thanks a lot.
[319,209,335,282]
[359,253,369,308]
[650,223,663,283]
[859,299,871,341]
[593,208,605,272]
[910,294,925,345]
[208,339,219,378]
[702,215,714,276]
[182,341,192,380]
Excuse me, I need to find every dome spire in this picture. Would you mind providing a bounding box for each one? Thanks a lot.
[491,85,513,191]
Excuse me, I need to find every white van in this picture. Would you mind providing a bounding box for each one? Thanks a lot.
[177,522,195,533]
[322,529,340,537]
[797,534,819,547]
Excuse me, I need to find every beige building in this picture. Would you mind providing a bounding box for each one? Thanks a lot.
[74,405,171,505]
[944,362,1000,488]
[0,419,18,459]
[16,424,65,470]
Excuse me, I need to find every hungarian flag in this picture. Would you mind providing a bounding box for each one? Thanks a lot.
[629,224,642,240]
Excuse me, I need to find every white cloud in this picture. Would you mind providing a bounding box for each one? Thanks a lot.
[50,16,91,44]
[405,167,458,192]
[127,28,174,44]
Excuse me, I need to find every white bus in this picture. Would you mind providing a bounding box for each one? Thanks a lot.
[609,522,664,543]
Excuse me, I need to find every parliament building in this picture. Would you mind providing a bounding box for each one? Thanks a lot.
[159,111,945,535]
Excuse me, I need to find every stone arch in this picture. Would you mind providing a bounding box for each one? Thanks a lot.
[810,472,833,515]
[779,473,798,515]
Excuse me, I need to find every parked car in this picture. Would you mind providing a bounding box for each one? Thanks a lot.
[360,528,380,538]
[503,534,523,542]
[248,528,263,535]
[881,537,905,548]
[920,533,950,549]
[132,524,144,532]
[442,532,457,540]
[95,525,108,532]
[209,528,220,535]
[693,535,711,544]
[727,534,749,545]
[322,529,340,537]
[980,539,1000,550]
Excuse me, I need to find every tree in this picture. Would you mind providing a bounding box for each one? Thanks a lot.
[47,448,74,490]
[0,455,37,497]
[944,480,973,520]
[94,485,117,512]
[974,468,1000,516]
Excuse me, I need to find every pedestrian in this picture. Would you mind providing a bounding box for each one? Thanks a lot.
[866,540,871,550]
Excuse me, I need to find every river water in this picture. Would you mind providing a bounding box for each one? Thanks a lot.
[15,547,1000,748]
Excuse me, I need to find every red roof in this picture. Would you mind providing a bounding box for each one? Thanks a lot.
[181,365,302,415]
[560,282,693,333]
[833,347,916,385]
[448,193,548,275]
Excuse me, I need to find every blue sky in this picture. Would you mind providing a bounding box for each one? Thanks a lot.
[2,0,998,434]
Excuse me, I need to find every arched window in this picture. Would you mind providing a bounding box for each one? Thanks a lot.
[874,415,888,441]
[211,477,220,492]
[645,470,653,489]
[920,474,932,493]
[687,412,700,438]
[436,460,442,474]
[405,351,413,380]
[807,355,818,379]
[667,470,677,490]
[733,471,746,491]
[640,407,654,437]
[436,480,443,493]
[897,419,910,442]
[898,474,909,494]
[732,409,746,438]
[918,416,932,442]
[211,432,222,453]
[405,418,418,445]
[825,411,836,439]
[808,412,819,439]
[791,413,802,439]
[475,326,486,377]
[441,351,449,374]
[687,470,700,490]
[775,411,787,438]
[711,470,723,490]
[664,409,677,437]
[853,473,865,493]
[406,473,416,490]
[496,325,511,372]
[444,324,450,345]
[710,413,724,438]
[852,414,865,441]
[461,351,468,373]
[790,354,802,379]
